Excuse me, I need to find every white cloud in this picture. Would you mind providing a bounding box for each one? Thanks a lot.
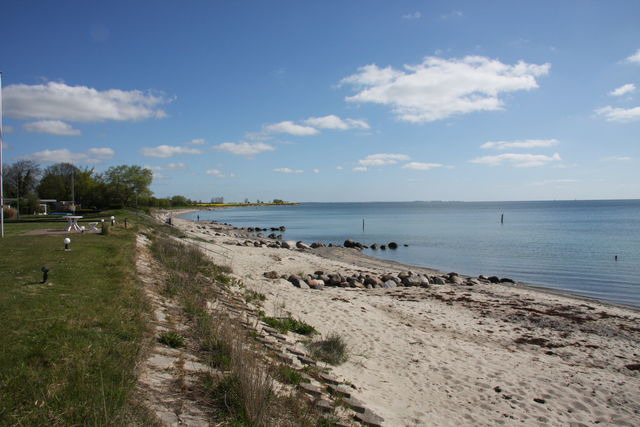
[353,166,368,172]
[470,152,561,167]
[23,120,81,135]
[146,162,187,171]
[595,105,640,123]
[187,138,206,145]
[441,10,463,19]
[140,145,202,158]
[20,147,114,164]
[402,162,443,170]
[625,49,640,64]
[402,11,421,20]
[264,121,319,136]
[313,168,320,174]
[602,156,632,161]
[274,168,303,174]
[531,178,578,186]
[358,153,410,166]
[610,83,636,96]
[336,166,343,170]
[341,56,550,123]
[481,138,559,150]
[206,169,230,178]
[214,142,275,156]
[303,115,369,130]
[4,81,169,122]
[152,172,169,180]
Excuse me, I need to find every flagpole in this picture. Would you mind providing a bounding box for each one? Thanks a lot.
[0,72,5,238]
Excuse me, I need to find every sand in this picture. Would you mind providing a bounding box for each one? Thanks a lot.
[160,210,640,426]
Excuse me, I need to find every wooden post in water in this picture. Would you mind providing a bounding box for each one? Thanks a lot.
[500,213,504,224]
[362,218,365,231]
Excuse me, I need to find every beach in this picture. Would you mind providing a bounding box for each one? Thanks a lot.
[163,210,640,426]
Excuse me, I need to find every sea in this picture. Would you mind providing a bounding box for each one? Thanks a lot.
[182,200,640,308]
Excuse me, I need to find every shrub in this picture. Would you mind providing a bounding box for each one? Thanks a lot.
[276,366,306,386]
[307,333,348,365]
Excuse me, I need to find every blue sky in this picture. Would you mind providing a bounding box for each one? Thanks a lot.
[1,0,639,202]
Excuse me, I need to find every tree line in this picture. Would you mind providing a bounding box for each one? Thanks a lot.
[2,160,197,216]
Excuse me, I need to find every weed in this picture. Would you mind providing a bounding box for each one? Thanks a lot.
[244,289,266,306]
[276,366,307,385]
[307,333,348,365]
[261,315,317,336]
[158,331,185,348]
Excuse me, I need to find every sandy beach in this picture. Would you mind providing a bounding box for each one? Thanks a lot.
[160,210,640,426]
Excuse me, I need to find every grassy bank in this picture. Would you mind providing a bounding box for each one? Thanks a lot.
[0,212,153,425]
[147,233,327,425]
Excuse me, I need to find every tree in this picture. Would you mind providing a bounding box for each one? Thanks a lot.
[3,160,41,199]
[3,160,41,215]
[37,163,101,209]
[102,165,153,207]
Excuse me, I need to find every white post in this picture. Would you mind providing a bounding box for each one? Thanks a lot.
[0,72,5,238]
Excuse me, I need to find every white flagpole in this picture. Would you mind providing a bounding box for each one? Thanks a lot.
[0,72,4,238]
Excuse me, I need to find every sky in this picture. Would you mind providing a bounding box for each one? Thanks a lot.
[1,0,639,202]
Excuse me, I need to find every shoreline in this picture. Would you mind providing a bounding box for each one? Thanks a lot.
[173,207,639,312]
[161,210,640,425]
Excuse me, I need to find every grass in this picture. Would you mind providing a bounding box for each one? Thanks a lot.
[307,333,349,366]
[148,233,332,425]
[0,210,154,425]
[275,365,308,386]
[261,315,317,336]
[158,331,185,348]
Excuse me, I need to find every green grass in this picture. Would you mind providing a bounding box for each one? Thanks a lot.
[158,331,185,348]
[261,315,317,336]
[0,211,153,425]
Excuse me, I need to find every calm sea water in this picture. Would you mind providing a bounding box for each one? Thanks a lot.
[183,200,640,307]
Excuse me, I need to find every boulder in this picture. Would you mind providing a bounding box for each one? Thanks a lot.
[296,241,312,250]
[263,271,279,279]
[280,241,292,249]
[307,279,325,290]
[500,277,515,284]
[466,278,481,286]
[364,276,383,287]
[380,245,386,250]
[288,275,309,289]
[310,242,326,248]
[382,280,397,289]
[449,275,465,285]
[402,276,422,287]
[432,276,446,285]
[418,275,430,287]
[370,244,379,250]
[487,276,500,284]
[388,242,398,249]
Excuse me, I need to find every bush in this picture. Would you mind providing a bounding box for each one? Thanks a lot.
[307,333,348,365]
